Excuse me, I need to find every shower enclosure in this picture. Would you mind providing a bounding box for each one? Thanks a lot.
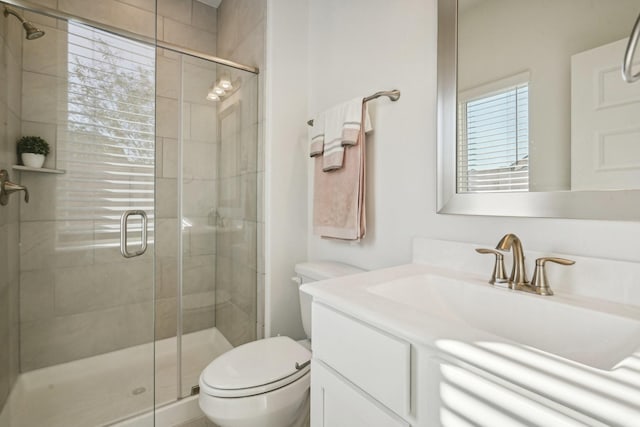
[0,1,258,425]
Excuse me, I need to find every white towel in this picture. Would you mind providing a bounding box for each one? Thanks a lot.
[309,112,325,157]
[321,104,347,171]
[319,97,373,171]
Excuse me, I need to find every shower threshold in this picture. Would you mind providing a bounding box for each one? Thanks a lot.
[1,328,232,427]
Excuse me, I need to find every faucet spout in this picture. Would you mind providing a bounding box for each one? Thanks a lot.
[496,233,528,288]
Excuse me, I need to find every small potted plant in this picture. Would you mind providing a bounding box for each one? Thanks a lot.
[17,136,50,168]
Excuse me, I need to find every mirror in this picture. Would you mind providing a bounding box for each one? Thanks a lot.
[437,0,640,220]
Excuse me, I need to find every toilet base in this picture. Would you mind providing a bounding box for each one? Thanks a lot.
[199,371,310,427]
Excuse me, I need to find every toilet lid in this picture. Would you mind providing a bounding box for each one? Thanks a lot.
[201,336,311,394]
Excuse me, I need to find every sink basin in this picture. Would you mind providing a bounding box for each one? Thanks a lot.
[368,274,640,370]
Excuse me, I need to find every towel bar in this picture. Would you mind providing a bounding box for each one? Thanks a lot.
[307,89,401,126]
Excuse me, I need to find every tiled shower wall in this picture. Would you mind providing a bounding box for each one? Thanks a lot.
[0,10,23,411]
[215,0,265,346]
[18,0,220,371]
[155,50,220,340]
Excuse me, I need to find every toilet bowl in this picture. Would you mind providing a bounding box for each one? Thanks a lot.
[199,336,311,427]
[199,261,364,427]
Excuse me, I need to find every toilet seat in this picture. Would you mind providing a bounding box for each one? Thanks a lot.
[200,336,312,399]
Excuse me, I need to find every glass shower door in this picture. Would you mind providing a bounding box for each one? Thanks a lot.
[13,12,156,426]
[154,48,258,403]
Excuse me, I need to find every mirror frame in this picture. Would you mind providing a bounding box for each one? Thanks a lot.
[436,0,640,221]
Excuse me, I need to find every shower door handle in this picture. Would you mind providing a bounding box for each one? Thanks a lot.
[120,210,148,258]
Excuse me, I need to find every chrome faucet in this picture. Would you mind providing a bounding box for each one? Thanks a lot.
[495,233,528,289]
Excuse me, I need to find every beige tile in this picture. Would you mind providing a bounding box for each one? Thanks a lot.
[156,297,177,340]
[257,171,264,223]
[18,172,59,221]
[156,97,180,139]
[234,0,266,45]
[216,0,237,58]
[21,72,61,124]
[188,217,216,256]
[183,178,216,217]
[162,138,178,178]
[183,254,215,294]
[156,54,180,100]
[182,303,215,334]
[157,256,178,299]
[231,262,256,316]
[157,15,165,40]
[20,302,154,370]
[257,220,264,272]
[0,226,7,294]
[116,0,156,12]
[214,300,253,346]
[27,0,57,8]
[218,176,240,209]
[163,18,216,56]
[0,286,10,408]
[227,19,264,69]
[184,141,217,179]
[22,25,66,78]
[53,261,153,316]
[20,221,94,271]
[155,137,164,177]
[157,178,178,218]
[256,272,265,329]
[191,1,217,33]
[175,417,209,427]
[158,0,192,25]
[20,270,55,322]
[7,46,21,116]
[5,11,23,58]
[230,220,256,269]
[58,0,156,38]
[241,172,257,221]
[190,103,218,143]
[219,137,239,179]
[183,62,217,106]
[6,224,18,283]
[156,218,179,258]
[239,124,258,174]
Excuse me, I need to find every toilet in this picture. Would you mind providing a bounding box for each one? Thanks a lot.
[198,261,365,427]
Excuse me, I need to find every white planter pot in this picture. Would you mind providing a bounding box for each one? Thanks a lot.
[22,153,45,168]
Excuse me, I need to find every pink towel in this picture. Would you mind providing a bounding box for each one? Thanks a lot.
[312,101,369,240]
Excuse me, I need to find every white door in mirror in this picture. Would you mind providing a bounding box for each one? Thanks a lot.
[571,38,640,191]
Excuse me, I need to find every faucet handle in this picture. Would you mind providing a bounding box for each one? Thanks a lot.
[475,248,508,285]
[530,257,575,296]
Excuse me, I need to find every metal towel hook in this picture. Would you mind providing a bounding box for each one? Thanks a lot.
[0,170,29,206]
[623,12,640,83]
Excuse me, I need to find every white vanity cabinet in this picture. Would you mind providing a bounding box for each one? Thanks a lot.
[310,302,414,427]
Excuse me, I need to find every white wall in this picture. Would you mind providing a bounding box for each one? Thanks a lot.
[306,1,640,272]
[267,0,640,339]
[264,0,309,339]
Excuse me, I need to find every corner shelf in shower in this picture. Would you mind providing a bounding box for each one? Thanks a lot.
[12,165,65,174]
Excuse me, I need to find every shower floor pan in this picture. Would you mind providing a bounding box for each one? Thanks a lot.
[1,328,232,427]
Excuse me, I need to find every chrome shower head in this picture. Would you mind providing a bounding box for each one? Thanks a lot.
[3,6,45,40]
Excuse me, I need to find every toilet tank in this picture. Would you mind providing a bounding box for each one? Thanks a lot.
[293,261,365,340]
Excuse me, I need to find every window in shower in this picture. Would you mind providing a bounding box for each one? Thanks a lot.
[59,22,155,249]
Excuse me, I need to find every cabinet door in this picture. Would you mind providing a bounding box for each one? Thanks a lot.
[311,360,409,427]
